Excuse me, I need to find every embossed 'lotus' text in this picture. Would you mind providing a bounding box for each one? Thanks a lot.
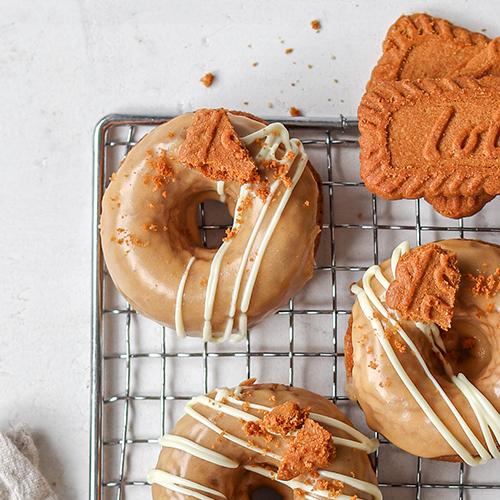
[423,106,500,161]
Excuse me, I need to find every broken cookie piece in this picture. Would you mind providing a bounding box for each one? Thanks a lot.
[278,418,336,481]
[243,401,310,439]
[386,243,461,330]
[179,108,260,185]
[242,401,335,481]
[260,402,310,437]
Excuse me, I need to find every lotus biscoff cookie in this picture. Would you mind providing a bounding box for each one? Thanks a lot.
[358,76,500,218]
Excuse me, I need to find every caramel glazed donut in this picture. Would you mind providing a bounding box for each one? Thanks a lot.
[148,381,381,500]
[346,239,500,465]
[100,109,322,342]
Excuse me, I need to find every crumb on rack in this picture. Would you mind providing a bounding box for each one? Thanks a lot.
[290,107,301,117]
[311,20,321,31]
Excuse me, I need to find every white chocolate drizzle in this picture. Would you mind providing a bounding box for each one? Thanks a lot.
[175,256,196,338]
[147,385,381,500]
[147,469,227,500]
[158,434,238,468]
[174,122,310,342]
[351,241,500,465]
[216,180,226,203]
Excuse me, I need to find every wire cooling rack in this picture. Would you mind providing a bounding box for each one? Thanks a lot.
[91,114,500,500]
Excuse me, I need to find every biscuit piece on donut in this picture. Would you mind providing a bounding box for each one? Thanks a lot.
[367,13,490,90]
[148,381,381,500]
[385,242,461,330]
[346,239,500,464]
[100,110,323,342]
[358,76,500,218]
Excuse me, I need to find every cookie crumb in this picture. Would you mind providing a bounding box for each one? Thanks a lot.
[240,378,257,387]
[200,73,214,87]
[290,107,301,117]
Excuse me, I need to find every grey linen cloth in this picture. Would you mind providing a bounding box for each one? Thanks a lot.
[0,424,57,500]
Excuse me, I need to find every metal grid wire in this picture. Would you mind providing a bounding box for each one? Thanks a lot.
[91,114,500,500]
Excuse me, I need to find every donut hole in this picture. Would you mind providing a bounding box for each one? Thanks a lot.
[440,319,493,380]
[251,487,283,500]
[197,198,234,249]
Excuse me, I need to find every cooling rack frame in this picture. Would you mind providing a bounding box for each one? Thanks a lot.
[91,114,500,500]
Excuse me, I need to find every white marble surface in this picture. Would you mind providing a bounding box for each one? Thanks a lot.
[1,1,499,498]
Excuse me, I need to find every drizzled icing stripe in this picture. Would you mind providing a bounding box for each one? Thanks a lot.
[311,413,379,453]
[220,180,282,343]
[147,469,226,500]
[148,385,382,500]
[238,125,308,321]
[202,185,253,342]
[216,180,226,203]
[352,241,500,465]
[174,122,309,343]
[158,434,239,468]
[175,256,196,338]
[239,151,307,315]
[202,240,232,341]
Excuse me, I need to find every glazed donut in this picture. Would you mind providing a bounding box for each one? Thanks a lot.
[100,109,322,342]
[148,381,381,500]
[346,239,500,464]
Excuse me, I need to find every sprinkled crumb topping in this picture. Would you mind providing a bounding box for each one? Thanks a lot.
[464,268,500,298]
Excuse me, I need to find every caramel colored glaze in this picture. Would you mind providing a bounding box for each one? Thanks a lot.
[100,112,322,339]
[151,383,379,500]
[346,239,500,461]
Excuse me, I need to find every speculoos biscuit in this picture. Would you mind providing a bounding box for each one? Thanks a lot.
[358,76,500,218]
